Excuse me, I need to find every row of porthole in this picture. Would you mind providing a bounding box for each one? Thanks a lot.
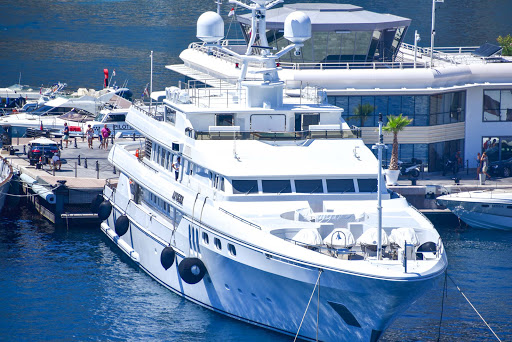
[202,232,237,257]
[223,283,273,303]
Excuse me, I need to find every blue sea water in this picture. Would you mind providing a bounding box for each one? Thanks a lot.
[0,206,511,341]
[1,0,512,340]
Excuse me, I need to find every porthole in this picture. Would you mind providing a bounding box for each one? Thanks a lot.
[228,243,237,257]
[202,232,209,245]
[214,237,222,250]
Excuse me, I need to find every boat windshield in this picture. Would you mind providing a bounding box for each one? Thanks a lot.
[30,105,54,115]
[95,113,106,122]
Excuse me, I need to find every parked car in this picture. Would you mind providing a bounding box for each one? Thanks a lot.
[489,158,512,178]
[27,137,60,166]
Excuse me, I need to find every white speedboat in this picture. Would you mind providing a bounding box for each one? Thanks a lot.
[0,156,13,211]
[437,189,512,230]
[98,3,447,341]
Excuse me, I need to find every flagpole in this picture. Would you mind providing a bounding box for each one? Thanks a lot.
[150,50,153,113]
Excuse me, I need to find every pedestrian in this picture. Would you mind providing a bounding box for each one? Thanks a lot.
[63,122,70,148]
[98,131,103,149]
[172,156,181,181]
[101,124,111,149]
[86,125,94,149]
[476,152,481,179]
[481,152,491,179]
[51,153,61,170]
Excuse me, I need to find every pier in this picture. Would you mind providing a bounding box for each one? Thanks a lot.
[1,135,143,226]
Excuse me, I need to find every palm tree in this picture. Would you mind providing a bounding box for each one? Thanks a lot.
[350,103,375,127]
[383,114,413,170]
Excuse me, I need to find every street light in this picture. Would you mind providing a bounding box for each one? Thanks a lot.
[430,0,444,68]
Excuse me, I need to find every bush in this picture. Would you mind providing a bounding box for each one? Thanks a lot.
[497,34,512,56]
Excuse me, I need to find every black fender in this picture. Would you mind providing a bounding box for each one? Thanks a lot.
[160,246,176,270]
[115,215,130,237]
[97,201,112,221]
[178,258,207,284]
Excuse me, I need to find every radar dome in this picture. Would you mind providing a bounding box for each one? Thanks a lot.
[197,11,224,43]
[284,11,311,44]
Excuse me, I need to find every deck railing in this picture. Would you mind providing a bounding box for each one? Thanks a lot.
[194,128,361,141]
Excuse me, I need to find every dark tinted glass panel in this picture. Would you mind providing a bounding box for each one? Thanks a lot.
[216,114,233,126]
[262,180,291,193]
[358,179,378,192]
[326,179,355,193]
[232,180,258,194]
[295,180,323,193]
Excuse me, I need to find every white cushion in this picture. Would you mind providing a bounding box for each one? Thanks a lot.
[323,228,355,248]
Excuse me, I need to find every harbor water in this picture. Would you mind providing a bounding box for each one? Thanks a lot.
[1,206,511,341]
[1,0,512,340]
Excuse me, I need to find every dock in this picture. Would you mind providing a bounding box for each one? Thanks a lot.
[3,135,512,226]
[1,135,143,226]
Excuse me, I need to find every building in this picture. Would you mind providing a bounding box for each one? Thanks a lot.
[169,3,512,172]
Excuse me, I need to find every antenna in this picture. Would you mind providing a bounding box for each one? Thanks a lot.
[372,113,388,260]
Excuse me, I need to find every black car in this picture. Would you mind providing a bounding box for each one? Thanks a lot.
[489,158,512,178]
[27,138,60,166]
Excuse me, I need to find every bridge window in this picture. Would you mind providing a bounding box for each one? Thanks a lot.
[232,180,258,194]
[357,179,378,192]
[294,179,323,193]
[262,180,291,194]
[326,179,355,193]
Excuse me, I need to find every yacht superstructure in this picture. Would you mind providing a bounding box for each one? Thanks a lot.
[99,2,447,341]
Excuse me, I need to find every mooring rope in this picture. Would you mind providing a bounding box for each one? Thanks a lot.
[436,270,448,342]
[447,273,502,342]
[294,269,323,342]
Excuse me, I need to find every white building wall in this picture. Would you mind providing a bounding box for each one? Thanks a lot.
[465,86,512,168]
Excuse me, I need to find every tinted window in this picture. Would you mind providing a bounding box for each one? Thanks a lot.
[295,180,323,193]
[326,179,355,193]
[357,179,378,192]
[262,180,291,194]
[232,180,258,194]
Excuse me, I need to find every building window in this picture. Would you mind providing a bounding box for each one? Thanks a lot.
[482,136,512,163]
[483,90,512,122]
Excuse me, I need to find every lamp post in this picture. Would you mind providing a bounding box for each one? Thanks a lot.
[414,30,421,68]
[430,0,444,68]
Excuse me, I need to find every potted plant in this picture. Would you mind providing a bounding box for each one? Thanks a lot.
[383,114,413,185]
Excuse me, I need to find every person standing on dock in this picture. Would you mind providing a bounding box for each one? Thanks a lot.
[86,125,94,149]
[476,152,482,179]
[63,123,70,148]
[101,124,111,149]
[481,152,491,180]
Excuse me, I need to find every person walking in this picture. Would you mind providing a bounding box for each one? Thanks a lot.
[476,152,482,179]
[481,152,491,180]
[86,125,94,149]
[63,122,70,148]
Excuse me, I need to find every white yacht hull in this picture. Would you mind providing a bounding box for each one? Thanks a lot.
[101,186,445,342]
[437,197,512,230]
[0,157,13,211]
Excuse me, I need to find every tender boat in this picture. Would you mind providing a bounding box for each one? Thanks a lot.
[437,189,512,230]
[98,2,447,341]
[0,156,13,212]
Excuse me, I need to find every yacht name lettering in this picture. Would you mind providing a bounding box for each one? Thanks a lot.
[172,191,184,205]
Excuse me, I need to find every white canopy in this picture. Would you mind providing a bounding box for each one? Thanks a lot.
[292,229,323,246]
[356,227,389,246]
[323,228,355,249]
[389,228,420,248]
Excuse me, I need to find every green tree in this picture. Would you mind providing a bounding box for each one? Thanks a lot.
[383,114,413,170]
[497,34,512,56]
[350,103,375,127]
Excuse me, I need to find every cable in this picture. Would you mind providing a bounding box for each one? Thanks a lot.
[436,270,448,342]
[447,274,502,342]
[294,269,322,342]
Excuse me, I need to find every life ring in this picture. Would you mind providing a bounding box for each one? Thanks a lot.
[97,200,112,221]
[115,215,130,237]
[178,257,207,284]
[160,246,176,270]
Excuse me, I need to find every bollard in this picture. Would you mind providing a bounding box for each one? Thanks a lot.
[84,157,88,168]
[75,162,77,178]
[17,136,19,145]
[60,140,63,149]
[74,137,77,148]
[23,145,26,155]
[78,154,81,166]
[96,160,99,179]
[113,165,116,174]
[111,134,114,145]
[133,132,136,141]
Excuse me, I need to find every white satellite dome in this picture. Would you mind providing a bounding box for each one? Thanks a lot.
[196,11,224,43]
[284,11,311,44]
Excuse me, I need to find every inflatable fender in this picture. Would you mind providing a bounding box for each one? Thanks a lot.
[115,215,130,237]
[178,258,207,284]
[90,194,104,213]
[160,246,176,270]
[97,201,112,221]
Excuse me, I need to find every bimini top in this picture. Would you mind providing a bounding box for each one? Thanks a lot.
[237,3,411,31]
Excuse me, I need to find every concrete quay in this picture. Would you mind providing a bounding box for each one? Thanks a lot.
[1,136,143,226]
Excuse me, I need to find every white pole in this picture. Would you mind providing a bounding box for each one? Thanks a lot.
[414,30,418,68]
[372,113,386,260]
[216,0,221,14]
[430,0,443,67]
[150,50,153,113]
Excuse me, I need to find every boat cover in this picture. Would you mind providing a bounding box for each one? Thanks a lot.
[356,227,389,246]
[292,229,323,246]
[388,227,420,248]
[323,228,355,248]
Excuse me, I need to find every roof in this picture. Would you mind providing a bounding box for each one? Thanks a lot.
[29,137,59,145]
[237,3,411,31]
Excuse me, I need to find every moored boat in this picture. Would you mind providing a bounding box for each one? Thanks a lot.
[0,156,14,212]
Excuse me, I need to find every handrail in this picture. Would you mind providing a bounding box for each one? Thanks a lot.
[219,207,261,230]
[195,128,361,141]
